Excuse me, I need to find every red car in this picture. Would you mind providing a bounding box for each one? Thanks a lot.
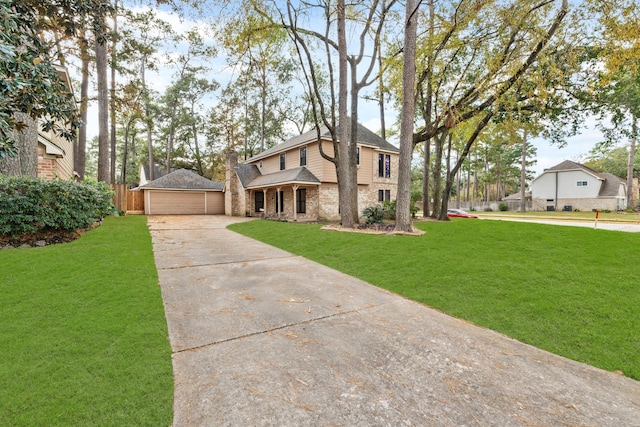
[447,209,478,218]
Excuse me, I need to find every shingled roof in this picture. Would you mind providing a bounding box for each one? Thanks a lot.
[247,120,398,163]
[139,168,224,191]
[243,167,321,189]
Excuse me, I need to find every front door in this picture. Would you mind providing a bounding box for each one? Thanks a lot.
[255,192,264,213]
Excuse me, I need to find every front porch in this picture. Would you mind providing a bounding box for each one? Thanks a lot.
[246,185,320,222]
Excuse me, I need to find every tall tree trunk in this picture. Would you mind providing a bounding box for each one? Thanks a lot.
[0,113,38,177]
[141,58,154,182]
[378,49,386,141]
[96,37,110,183]
[395,0,418,232]
[422,139,430,217]
[110,0,118,183]
[121,118,130,185]
[431,131,445,218]
[348,62,359,225]
[421,0,435,217]
[337,0,354,227]
[627,116,637,209]
[520,128,528,212]
[75,33,90,180]
[165,100,178,174]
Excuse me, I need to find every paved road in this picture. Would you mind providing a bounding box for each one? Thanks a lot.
[149,215,640,426]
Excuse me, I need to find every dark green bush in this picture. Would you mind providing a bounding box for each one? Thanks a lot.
[362,205,385,224]
[499,202,508,211]
[0,176,114,237]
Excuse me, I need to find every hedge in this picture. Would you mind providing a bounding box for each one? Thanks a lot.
[0,176,114,237]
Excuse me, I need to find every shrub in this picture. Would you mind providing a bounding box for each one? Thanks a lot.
[484,207,493,212]
[362,205,385,224]
[498,202,508,211]
[469,206,476,212]
[0,176,114,237]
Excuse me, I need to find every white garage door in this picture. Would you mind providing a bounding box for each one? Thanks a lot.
[146,191,223,215]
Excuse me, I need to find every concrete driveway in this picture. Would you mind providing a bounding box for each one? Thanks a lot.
[148,215,640,426]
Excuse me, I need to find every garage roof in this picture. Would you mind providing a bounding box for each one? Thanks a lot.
[139,168,224,191]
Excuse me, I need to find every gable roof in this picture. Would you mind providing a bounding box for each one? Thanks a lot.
[246,121,399,163]
[243,167,321,189]
[542,160,607,180]
[139,168,224,191]
[235,163,262,188]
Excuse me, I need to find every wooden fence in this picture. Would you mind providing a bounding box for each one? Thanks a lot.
[112,184,144,214]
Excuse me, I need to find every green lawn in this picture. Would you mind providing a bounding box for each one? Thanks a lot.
[229,218,640,381]
[0,216,173,426]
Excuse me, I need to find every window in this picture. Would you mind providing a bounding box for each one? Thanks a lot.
[378,153,390,178]
[254,192,264,213]
[280,153,286,170]
[275,191,284,213]
[577,181,588,187]
[378,190,391,202]
[299,147,307,166]
[296,188,306,213]
[385,154,391,178]
[356,147,360,166]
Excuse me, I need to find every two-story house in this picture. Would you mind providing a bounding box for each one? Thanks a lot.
[225,122,399,221]
[531,160,629,211]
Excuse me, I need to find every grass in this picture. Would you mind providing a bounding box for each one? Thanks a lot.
[228,218,640,381]
[0,216,173,426]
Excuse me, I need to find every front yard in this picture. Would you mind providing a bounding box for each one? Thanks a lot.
[0,216,173,426]
[229,218,640,381]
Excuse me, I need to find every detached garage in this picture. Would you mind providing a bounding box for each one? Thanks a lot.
[138,169,225,215]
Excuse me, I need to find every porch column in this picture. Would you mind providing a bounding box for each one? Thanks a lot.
[263,189,267,217]
[292,184,299,221]
[276,186,282,218]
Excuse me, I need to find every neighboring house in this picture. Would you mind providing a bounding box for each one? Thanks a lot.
[225,122,399,221]
[137,168,225,215]
[501,191,532,211]
[531,160,627,211]
[0,65,75,181]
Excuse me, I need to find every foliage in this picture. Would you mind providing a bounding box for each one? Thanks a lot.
[0,176,114,237]
[585,145,640,178]
[0,0,82,158]
[229,219,640,381]
[362,204,385,224]
[499,202,508,211]
[0,216,173,425]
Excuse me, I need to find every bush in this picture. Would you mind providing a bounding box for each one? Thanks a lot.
[498,202,508,211]
[0,176,114,237]
[362,205,385,224]
[484,207,493,212]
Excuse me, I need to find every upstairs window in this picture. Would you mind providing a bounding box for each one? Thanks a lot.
[280,153,286,170]
[300,147,307,167]
[577,181,588,187]
[378,154,391,178]
[356,147,360,166]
